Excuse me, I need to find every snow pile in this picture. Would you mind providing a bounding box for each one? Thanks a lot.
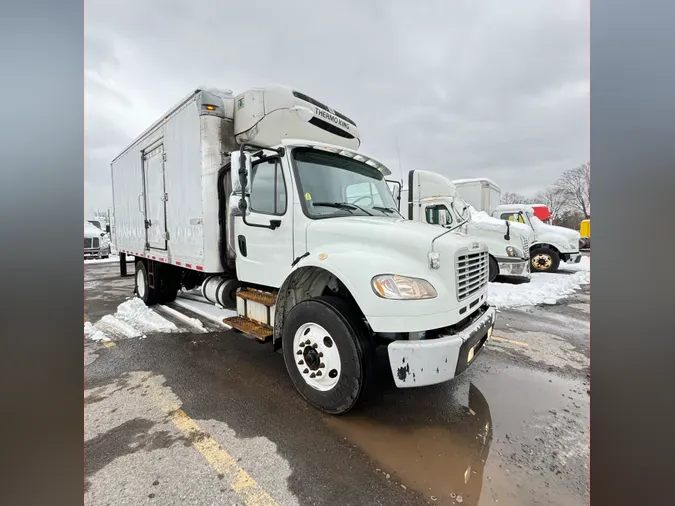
[488,258,590,308]
[84,297,180,341]
[84,321,110,342]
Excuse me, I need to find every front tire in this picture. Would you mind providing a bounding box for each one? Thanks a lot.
[488,256,499,282]
[282,296,374,414]
[530,247,560,273]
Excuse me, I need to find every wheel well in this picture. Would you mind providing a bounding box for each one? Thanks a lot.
[530,243,560,255]
[273,266,364,351]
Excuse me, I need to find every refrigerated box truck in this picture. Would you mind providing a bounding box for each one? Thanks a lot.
[111,85,496,413]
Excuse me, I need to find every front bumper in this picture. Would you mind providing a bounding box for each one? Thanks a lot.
[497,258,531,278]
[565,252,582,264]
[387,304,497,388]
[84,247,109,258]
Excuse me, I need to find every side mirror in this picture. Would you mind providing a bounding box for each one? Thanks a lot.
[231,150,252,194]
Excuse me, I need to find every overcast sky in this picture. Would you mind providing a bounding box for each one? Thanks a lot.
[85,0,588,216]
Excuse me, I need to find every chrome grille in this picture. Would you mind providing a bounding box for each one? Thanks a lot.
[84,237,99,249]
[456,250,489,301]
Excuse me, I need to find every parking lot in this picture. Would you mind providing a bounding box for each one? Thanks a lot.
[85,259,589,506]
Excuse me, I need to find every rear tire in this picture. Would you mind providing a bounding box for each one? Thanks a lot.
[282,296,374,414]
[530,247,560,273]
[488,256,499,282]
[135,261,157,305]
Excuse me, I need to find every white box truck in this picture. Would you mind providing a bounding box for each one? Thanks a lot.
[391,171,533,282]
[111,85,496,413]
[451,178,502,216]
[453,178,582,273]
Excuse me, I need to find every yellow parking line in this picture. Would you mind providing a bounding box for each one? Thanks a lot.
[490,335,529,347]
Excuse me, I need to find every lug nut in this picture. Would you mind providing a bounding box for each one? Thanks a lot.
[296,350,302,355]
[316,371,322,376]
[310,373,316,378]
[312,343,318,349]
[305,340,311,345]
[300,342,306,348]
[319,352,324,357]
[298,360,304,365]
[319,363,325,368]
[303,369,308,374]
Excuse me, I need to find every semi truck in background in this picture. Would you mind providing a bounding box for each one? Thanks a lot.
[452,178,581,273]
[110,85,496,414]
[390,171,533,282]
[579,219,591,250]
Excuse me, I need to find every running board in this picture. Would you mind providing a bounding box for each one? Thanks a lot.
[237,288,277,307]
[223,316,273,342]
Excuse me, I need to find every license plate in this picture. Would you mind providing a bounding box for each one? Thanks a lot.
[467,345,475,363]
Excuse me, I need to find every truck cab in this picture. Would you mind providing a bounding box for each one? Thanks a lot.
[392,170,533,282]
[493,204,582,272]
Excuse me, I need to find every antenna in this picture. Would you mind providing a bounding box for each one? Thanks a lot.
[395,136,403,186]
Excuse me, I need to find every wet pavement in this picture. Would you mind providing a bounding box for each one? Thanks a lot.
[85,261,589,506]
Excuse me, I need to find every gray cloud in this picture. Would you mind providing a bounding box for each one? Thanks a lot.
[85,0,588,214]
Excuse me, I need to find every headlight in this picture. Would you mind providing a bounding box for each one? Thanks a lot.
[506,246,523,258]
[371,274,437,300]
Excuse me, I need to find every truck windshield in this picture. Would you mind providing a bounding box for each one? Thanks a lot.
[292,148,399,218]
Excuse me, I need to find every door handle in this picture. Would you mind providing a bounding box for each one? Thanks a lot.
[269,220,281,230]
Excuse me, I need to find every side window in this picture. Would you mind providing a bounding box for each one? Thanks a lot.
[500,212,525,224]
[345,182,384,207]
[249,160,287,215]
[425,204,453,225]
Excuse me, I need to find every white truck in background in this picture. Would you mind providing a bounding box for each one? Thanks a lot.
[390,171,533,282]
[452,178,582,273]
[110,85,496,414]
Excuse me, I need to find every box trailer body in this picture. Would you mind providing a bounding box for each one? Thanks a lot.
[110,85,496,414]
[111,89,237,274]
[451,178,501,215]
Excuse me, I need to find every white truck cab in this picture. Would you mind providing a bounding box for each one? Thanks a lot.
[111,85,496,413]
[492,204,582,272]
[393,170,533,282]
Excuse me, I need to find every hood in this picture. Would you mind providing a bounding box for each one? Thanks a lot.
[468,208,533,240]
[84,222,103,238]
[305,215,481,260]
[535,221,580,241]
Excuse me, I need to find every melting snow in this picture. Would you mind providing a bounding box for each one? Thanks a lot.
[84,297,180,341]
[488,256,590,308]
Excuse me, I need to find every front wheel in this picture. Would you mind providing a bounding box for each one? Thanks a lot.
[530,247,560,273]
[282,296,373,414]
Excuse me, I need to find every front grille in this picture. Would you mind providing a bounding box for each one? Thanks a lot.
[84,237,99,249]
[456,251,489,301]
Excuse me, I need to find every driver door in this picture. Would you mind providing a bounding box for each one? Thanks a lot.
[234,157,295,288]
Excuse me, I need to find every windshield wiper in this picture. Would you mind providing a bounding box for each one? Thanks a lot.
[372,206,401,216]
[312,202,373,216]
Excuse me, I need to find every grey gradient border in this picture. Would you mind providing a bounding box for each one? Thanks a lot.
[591,0,675,504]
[0,1,83,504]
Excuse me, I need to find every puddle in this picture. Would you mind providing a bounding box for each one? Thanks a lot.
[325,363,589,506]
[325,384,492,505]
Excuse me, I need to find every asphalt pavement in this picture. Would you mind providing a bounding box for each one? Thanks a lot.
[85,260,589,506]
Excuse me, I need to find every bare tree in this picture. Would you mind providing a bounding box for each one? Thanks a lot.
[557,163,590,219]
[501,192,529,205]
[533,186,568,221]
